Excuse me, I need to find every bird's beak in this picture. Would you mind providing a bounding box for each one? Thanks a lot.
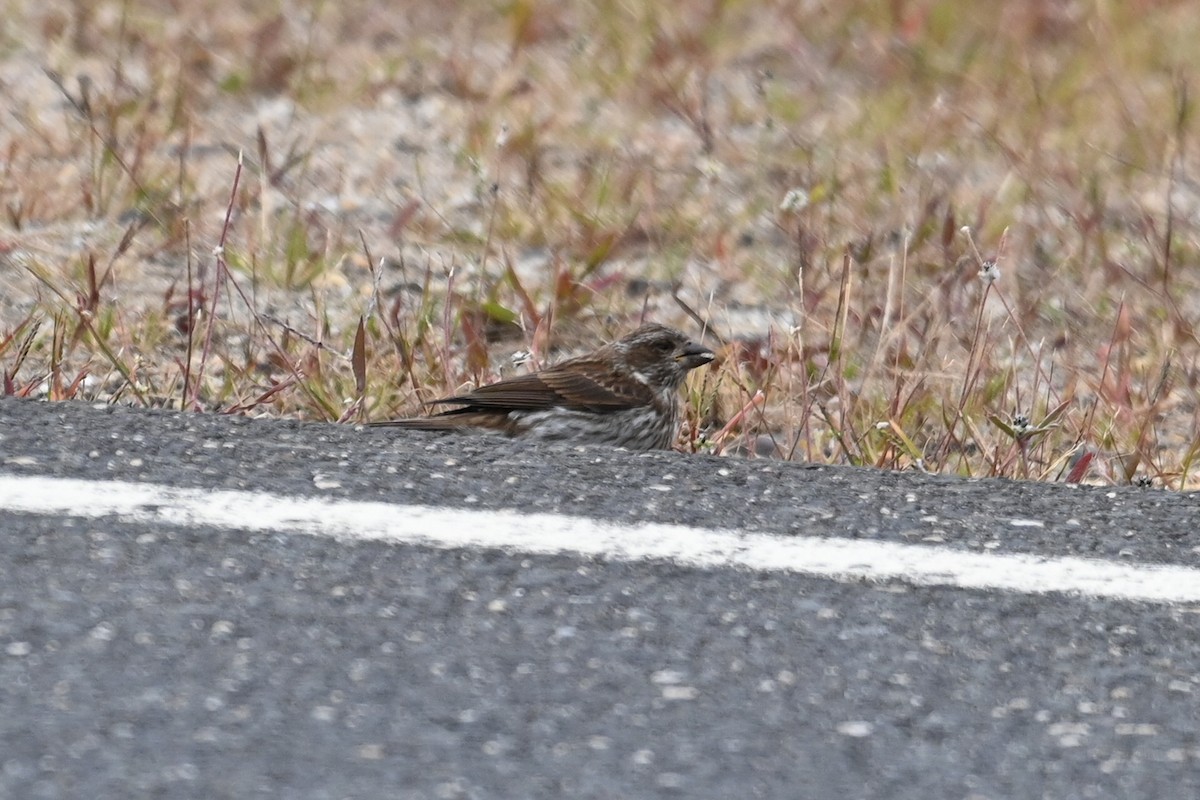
[676,341,716,370]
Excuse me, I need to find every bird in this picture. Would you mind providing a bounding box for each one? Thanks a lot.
[370,323,715,450]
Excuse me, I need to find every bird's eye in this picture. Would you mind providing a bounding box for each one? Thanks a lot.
[653,339,675,353]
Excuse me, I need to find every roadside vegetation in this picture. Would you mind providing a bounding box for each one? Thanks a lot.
[2,0,1199,487]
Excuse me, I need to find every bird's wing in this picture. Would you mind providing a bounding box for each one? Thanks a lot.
[439,359,653,413]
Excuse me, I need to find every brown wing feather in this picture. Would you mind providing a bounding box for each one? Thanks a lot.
[436,358,652,413]
[537,362,653,410]
[438,371,568,410]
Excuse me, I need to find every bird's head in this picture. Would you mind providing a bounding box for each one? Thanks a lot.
[613,323,715,391]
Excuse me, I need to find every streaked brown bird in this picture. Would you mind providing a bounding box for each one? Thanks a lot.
[371,323,715,450]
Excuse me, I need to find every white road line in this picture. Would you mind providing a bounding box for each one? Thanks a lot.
[1,473,1196,605]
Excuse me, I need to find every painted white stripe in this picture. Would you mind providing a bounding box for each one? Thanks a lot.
[0,473,1196,605]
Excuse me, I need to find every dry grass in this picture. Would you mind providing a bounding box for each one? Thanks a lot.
[3,0,1200,487]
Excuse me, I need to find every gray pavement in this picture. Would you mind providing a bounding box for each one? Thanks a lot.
[2,397,1199,799]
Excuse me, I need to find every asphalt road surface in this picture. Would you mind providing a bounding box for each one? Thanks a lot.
[2,397,1199,800]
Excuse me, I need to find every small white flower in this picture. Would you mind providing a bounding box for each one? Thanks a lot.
[779,188,810,213]
[978,259,1000,283]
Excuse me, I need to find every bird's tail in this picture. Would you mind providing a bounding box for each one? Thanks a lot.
[366,411,515,434]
